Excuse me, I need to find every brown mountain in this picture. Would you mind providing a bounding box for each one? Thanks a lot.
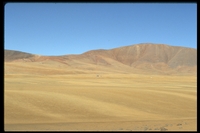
[4,50,34,61]
[4,43,197,75]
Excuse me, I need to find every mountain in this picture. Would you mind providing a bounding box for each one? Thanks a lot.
[4,43,197,75]
[4,50,34,61]
[81,43,197,68]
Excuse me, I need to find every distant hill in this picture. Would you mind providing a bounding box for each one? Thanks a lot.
[4,50,34,61]
[4,43,197,74]
[81,43,197,68]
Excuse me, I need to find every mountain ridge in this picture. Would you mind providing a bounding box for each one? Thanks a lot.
[4,43,197,75]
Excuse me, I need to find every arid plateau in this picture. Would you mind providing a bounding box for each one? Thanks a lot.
[4,43,197,131]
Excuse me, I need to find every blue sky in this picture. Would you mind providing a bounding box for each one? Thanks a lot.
[4,3,197,56]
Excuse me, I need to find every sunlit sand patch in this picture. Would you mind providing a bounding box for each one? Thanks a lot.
[4,65,196,131]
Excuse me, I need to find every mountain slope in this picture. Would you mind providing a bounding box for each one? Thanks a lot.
[4,43,197,74]
[4,50,34,61]
[81,43,196,68]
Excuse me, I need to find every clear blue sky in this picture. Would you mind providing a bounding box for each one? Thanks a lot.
[4,3,197,56]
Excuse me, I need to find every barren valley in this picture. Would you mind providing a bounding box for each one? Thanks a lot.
[4,43,197,131]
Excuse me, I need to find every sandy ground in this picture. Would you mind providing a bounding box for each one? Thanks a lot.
[4,72,197,131]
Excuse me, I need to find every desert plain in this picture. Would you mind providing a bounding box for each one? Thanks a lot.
[4,44,197,131]
[4,62,197,131]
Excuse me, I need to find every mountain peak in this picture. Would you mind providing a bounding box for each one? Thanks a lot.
[4,43,197,75]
